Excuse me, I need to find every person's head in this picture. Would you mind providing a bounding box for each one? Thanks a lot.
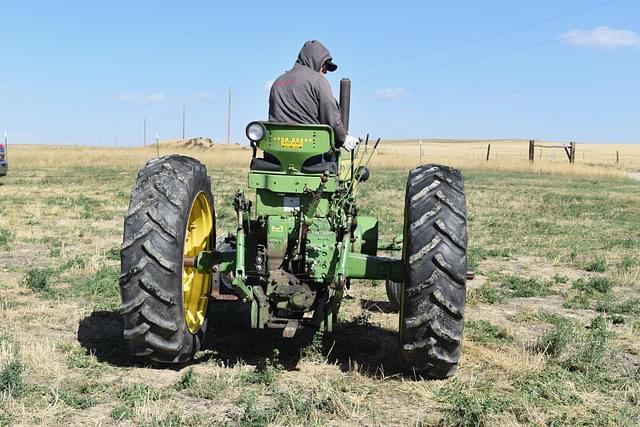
[296,40,337,74]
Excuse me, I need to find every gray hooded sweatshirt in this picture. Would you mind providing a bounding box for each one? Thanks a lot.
[268,40,347,146]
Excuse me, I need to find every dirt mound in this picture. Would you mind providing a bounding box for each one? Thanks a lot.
[170,137,215,149]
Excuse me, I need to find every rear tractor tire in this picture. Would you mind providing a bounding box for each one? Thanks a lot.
[385,280,401,311]
[119,155,215,364]
[399,164,467,378]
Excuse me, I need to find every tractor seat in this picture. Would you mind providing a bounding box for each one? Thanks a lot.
[301,161,337,174]
[250,157,281,172]
[250,155,337,175]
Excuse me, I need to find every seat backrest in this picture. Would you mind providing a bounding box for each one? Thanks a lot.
[255,122,334,172]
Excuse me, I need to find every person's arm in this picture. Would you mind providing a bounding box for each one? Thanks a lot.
[316,78,347,147]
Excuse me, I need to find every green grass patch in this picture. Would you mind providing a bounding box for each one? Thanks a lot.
[57,341,102,370]
[110,405,133,422]
[465,320,513,345]
[24,263,119,309]
[619,256,640,271]
[0,359,25,398]
[595,298,640,316]
[467,284,508,304]
[571,277,613,295]
[468,274,554,304]
[563,277,614,310]
[239,353,282,387]
[533,316,615,377]
[533,316,575,356]
[23,268,55,292]
[0,335,25,399]
[515,365,582,407]
[585,257,607,272]
[436,380,515,427]
[115,383,168,406]
[56,387,97,409]
[0,227,15,248]
[501,275,553,298]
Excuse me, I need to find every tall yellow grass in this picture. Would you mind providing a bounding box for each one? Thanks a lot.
[6,139,639,178]
[370,139,637,177]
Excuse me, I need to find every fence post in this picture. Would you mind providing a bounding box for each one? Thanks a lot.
[486,144,491,161]
[419,139,423,164]
[616,151,619,164]
[529,140,534,162]
[570,142,576,163]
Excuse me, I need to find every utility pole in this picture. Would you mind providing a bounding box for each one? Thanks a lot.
[3,131,7,158]
[227,86,231,144]
[143,117,147,146]
[182,104,186,140]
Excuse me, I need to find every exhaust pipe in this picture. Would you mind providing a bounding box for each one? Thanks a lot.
[339,78,351,133]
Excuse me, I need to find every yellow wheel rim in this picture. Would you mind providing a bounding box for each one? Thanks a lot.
[182,192,214,334]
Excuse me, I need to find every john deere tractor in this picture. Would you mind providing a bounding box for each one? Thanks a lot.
[119,79,468,378]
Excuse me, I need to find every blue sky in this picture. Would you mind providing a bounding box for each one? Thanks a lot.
[0,0,639,146]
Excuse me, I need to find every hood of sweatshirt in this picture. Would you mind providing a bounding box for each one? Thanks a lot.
[295,40,335,72]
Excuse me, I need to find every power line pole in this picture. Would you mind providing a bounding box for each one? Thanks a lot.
[227,86,231,144]
[182,104,186,140]
[143,117,147,146]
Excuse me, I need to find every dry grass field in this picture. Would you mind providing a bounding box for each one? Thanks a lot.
[1,140,639,426]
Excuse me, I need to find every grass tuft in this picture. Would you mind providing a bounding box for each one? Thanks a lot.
[23,268,55,292]
[571,277,613,295]
[56,388,97,409]
[0,227,15,248]
[0,359,25,398]
[174,368,197,391]
[585,257,607,272]
[501,275,553,298]
[239,351,282,386]
[465,320,513,345]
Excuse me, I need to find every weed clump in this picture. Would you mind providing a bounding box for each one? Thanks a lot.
[0,359,25,397]
[533,315,615,376]
[572,277,613,295]
[465,320,513,345]
[240,351,282,386]
[563,277,614,310]
[467,284,507,304]
[502,275,552,298]
[1,335,26,399]
[0,227,15,248]
[174,368,197,391]
[436,380,514,427]
[23,268,55,292]
[585,257,607,272]
[57,388,97,409]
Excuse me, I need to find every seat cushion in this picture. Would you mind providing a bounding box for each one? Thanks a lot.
[250,157,281,172]
[301,161,337,174]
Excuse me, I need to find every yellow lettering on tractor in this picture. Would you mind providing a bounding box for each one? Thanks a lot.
[281,140,303,149]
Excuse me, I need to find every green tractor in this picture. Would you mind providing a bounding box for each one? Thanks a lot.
[119,80,468,378]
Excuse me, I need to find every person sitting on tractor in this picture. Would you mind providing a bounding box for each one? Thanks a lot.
[269,40,358,151]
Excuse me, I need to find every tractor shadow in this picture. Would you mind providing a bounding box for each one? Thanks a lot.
[77,310,141,367]
[360,299,398,314]
[202,301,404,378]
[77,303,405,378]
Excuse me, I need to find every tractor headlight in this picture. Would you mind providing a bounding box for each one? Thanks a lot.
[246,122,266,142]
